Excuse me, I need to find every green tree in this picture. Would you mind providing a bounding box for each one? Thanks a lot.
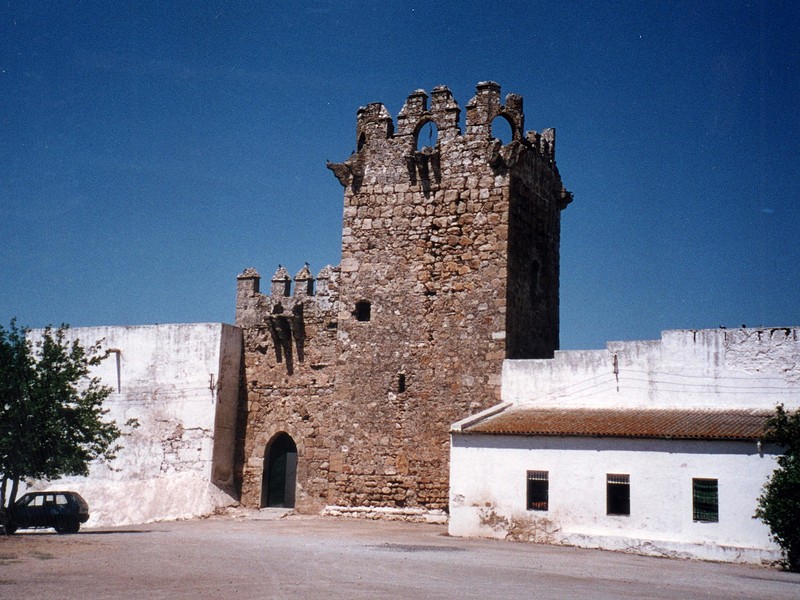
[755,404,800,571]
[0,320,124,516]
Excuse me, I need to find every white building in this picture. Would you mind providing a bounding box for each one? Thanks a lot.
[449,327,800,564]
[29,323,242,527]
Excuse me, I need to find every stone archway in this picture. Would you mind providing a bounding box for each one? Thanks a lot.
[261,432,298,508]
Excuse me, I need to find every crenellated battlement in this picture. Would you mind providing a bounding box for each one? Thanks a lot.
[395,86,461,142]
[328,82,569,194]
[235,264,340,328]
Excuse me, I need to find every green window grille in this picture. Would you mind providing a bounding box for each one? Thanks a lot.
[527,470,549,511]
[693,478,719,522]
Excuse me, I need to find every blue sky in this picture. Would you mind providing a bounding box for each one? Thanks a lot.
[2,1,798,350]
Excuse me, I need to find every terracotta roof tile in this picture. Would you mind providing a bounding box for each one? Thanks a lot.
[461,407,771,440]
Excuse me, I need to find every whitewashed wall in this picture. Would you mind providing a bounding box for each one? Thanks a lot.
[503,327,800,410]
[449,327,800,564]
[28,323,242,527]
[450,433,782,563]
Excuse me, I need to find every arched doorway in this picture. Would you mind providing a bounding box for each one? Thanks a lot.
[261,432,297,508]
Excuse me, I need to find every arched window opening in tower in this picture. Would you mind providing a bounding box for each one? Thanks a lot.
[416,120,439,151]
[491,115,514,145]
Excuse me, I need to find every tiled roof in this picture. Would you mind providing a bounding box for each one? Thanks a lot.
[459,407,771,440]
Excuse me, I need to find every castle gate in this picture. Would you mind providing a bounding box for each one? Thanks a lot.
[261,432,297,508]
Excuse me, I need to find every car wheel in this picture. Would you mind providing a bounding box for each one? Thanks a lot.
[3,522,18,535]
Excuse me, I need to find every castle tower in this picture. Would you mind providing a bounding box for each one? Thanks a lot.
[236,82,570,513]
[322,82,571,509]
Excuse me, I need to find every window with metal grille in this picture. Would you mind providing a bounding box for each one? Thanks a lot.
[526,470,549,511]
[693,478,719,522]
[606,473,630,515]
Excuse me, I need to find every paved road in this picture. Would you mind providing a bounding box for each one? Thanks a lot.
[1,513,798,599]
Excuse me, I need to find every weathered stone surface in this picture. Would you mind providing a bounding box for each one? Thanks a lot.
[236,82,571,513]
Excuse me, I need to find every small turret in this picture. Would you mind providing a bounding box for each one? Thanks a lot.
[235,268,262,327]
[293,264,314,297]
[315,265,336,296]
[429,85,461,141]
[237,267,260,296]
[465,81,502,138]
[355,102,394,150]
[271,266,291,298]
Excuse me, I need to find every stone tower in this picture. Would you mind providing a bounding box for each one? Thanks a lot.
[236,82,571,514]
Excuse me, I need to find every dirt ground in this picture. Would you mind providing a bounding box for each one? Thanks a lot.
[1,512,799,599]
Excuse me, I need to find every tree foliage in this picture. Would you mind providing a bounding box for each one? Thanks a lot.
[0,320,123,513]
[755,404,800,571]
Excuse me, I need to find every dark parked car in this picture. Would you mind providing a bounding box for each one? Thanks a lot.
[3,491,90,534]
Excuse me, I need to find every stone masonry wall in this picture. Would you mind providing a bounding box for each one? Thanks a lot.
[236,265,341,511]
[237,82,571,514]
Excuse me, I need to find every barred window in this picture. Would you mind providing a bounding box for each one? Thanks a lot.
[693,478,719,523]
[527,470,549,511]
[606,473,630,516]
